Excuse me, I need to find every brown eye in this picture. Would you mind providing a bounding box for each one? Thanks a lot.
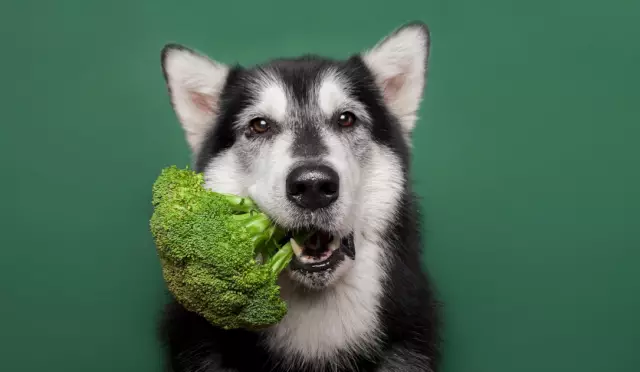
[249,118,270,134]
[337,112,356,127]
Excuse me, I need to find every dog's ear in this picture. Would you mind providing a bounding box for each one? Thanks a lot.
[362,22,430,136]
[161,44,230,153]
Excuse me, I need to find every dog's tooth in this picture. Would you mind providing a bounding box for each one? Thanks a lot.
[290,238,303,257]
[328,236,340,252]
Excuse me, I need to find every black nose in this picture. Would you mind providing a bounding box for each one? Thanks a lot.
[286,164,339,210]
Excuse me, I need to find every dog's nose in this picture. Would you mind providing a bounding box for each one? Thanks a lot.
[286,164,339,210]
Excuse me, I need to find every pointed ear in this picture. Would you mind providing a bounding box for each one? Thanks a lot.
[161,44,230,153]
[362,22,430,136]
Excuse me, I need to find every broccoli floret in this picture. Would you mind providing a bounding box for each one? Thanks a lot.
[149,165,304,330]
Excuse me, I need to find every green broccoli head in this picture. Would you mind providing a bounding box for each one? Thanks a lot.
[149,165,303,330]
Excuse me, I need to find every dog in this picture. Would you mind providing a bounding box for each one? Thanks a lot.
[158,21,441,372]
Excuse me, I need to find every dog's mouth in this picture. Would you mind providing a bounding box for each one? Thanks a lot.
[286,231,355,273]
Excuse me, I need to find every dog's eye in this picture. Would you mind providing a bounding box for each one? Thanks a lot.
[249,118,270,134]
[337,112,356,127]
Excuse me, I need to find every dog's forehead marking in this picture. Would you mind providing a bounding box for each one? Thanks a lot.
[316,69,372,124]
[251,71,289,123]
[317,70,350,117]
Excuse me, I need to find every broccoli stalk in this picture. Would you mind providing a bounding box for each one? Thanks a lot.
[218,194,303,274]
[149,166,305,330]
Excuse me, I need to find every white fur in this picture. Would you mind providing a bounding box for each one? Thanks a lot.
[162,46,230,153]
[321,129,361,237]
[256,83,288,123]
[234,71,289,130]
[354,145,406,239]
[264,144,405,369]
[317,76,346,117]
[203,150,246,196]
[266,237,381,370]
[317,70,371,123]
[246,133,299,229]
[362,24,429,137]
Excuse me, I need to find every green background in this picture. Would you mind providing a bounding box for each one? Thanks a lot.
[2,1,639,371]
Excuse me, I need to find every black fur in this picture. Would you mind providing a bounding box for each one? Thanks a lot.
[159,23,440,372]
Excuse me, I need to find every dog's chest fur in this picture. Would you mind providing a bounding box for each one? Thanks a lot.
[264,236,385,367]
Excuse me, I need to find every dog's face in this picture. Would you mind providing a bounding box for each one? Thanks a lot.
[161,23,429,291]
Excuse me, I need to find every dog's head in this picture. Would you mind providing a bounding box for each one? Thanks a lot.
[160,22,429,290]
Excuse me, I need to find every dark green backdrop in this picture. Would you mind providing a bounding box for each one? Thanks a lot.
[2,1,639,371]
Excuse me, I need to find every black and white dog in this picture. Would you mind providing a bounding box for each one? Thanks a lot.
[158,21,441,372]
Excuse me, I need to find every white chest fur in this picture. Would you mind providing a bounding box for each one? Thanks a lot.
[263,233,387,366]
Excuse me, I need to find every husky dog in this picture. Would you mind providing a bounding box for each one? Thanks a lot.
[158,21,440,372]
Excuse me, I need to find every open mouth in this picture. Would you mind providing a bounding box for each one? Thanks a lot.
[287,231,354,273]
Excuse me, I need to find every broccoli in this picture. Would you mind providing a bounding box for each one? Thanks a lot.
[149,165,306,330]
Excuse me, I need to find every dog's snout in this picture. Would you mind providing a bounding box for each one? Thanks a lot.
[286,164,339,210]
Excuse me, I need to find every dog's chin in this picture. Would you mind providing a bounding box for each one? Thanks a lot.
[285,232,356,291]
